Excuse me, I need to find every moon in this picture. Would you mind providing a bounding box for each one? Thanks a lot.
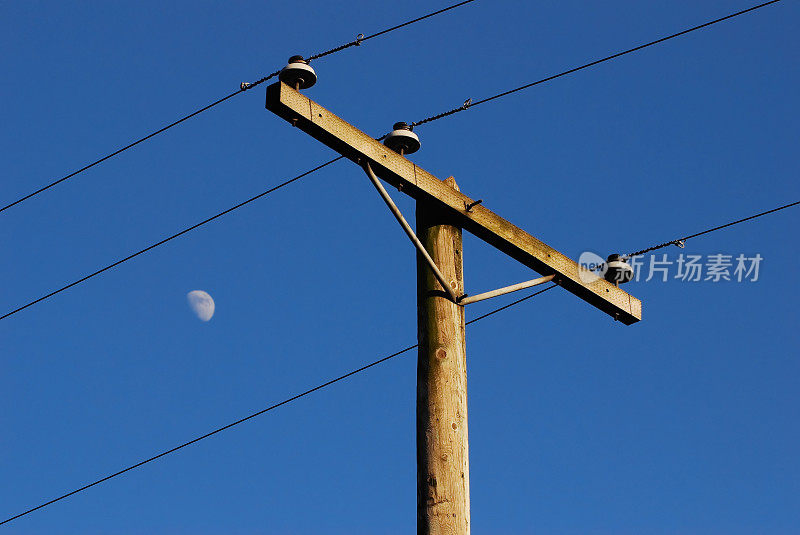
[187,290,215,321]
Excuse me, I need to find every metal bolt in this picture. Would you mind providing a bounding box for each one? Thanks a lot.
[465,199,483,212]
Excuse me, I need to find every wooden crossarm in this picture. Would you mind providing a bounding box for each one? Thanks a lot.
[266,81,641,324]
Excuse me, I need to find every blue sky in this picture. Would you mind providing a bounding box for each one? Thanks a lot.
[1,1,798,533]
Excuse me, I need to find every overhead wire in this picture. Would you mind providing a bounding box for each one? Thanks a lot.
[623,200,800,258]
[0,0,479,215]
[0,284,555,527]
[410,0,781,128]
[307,0,477,60]
[0,87,260,215]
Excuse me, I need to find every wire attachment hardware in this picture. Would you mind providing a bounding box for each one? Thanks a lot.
[411,98,473,128]
[465,199,482,212]
[240,71,280,92]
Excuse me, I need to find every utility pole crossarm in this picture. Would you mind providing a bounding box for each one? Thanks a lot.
[266,81,641,324]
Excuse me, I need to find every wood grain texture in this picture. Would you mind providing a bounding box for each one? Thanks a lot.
[265,81,641,324]
[416,176,470,534]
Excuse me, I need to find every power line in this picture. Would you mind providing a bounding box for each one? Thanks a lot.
[465,285,555,326]
[308,0,478,60]
[0,86,261,215]
[410,0,782,127]
[361,0,477,43]
[624,200,800,258]
[0,0,479,215]
[0,284,555,527]
[0,157,344,322]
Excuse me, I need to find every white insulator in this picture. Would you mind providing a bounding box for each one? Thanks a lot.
[604,254,634,284]
[384,122,420,155]
[279,55,317,89]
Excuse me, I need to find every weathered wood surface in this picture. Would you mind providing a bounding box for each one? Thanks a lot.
[417,176,470,534]
[266,81,641,324]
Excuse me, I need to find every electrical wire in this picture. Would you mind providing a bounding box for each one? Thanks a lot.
[466,284,556,324]
[0,0,479,215]
[0,157,344,322]
[0,283,555,527]
[0,86,262,215]
[624,200,800,258]
[410,0,782,127]
[359,0,477,43]
[308,0,478,60]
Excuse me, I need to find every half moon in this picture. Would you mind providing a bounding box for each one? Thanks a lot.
[187,290,215,321]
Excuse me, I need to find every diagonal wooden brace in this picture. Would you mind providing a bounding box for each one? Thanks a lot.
[362,162,460,303]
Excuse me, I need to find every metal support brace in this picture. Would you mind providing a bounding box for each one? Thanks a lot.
[363,162,461,303]
[458,275,555,305]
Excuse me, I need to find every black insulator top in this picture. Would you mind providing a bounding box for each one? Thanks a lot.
[393,121,412,131]
[288,55,308,64]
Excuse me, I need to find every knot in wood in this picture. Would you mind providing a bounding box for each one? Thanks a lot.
[443,175,460,191]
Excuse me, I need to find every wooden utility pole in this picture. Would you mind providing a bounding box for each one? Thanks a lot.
[265,79,642,535]
[416,180,470,534]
